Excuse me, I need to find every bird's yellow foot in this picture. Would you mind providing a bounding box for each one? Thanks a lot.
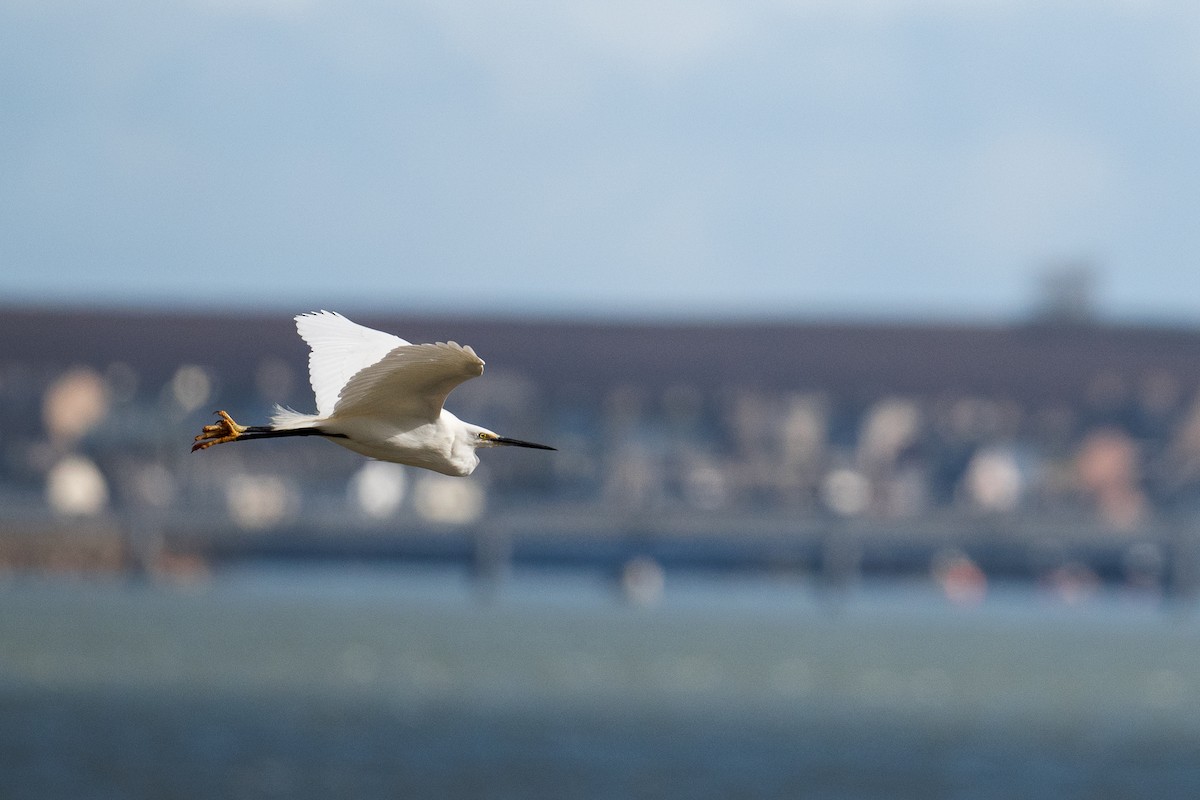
[191,410,248,452]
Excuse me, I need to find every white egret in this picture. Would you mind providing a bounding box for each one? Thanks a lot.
[191,311,555,476]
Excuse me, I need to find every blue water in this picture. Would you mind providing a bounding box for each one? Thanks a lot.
[2,565,1200,799]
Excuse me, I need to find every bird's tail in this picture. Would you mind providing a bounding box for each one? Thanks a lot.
[270,405,324,430]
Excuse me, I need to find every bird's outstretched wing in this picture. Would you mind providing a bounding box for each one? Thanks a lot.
[332,341,485,423]
[295,311,409,417]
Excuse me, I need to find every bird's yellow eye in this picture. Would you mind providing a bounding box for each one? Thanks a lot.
[478,432,490,440]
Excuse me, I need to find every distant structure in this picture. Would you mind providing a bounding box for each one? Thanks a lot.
[4,304,1200,539]
[1034,261,1098,324]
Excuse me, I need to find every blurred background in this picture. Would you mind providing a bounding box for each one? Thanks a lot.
[4,1,1200,798]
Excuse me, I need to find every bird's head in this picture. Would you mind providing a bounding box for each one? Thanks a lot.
[468,425,556,452]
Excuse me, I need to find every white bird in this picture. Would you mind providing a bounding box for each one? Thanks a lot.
[192,311,555,476]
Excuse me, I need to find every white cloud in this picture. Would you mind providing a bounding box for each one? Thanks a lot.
[562,0,750,75]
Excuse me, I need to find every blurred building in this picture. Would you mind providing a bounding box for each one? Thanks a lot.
[3,305,1200,549]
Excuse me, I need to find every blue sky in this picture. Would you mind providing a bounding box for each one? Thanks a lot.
[2,1,1199,322]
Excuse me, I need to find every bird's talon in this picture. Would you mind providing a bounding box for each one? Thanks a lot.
[190,410,248,452]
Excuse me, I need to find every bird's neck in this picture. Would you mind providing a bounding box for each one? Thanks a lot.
[441,411,481,477]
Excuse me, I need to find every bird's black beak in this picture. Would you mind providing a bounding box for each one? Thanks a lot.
[495,436,556,451]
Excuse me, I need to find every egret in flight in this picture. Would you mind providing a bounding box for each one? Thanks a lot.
[191,311,555,476]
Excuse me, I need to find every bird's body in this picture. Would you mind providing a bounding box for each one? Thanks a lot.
[192,311,554,475]
[315,409,485,476]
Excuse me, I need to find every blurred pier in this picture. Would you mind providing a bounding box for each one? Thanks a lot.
[6,511,1198,606]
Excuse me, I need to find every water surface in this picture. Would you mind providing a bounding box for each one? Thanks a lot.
[2,565,1199,799]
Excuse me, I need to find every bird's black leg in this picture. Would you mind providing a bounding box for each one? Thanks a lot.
[192,410,344,452]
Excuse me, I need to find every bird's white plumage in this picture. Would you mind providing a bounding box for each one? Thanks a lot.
[334,341,484,422]
[296,311,408,417]
[280,312,490,474]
